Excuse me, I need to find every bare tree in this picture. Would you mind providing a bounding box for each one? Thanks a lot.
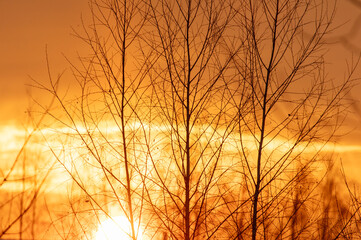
[225,0,359,239]
[0,109,54,239]
[34,0,361,239]
[142,0,239,239]
[34,0,153,239]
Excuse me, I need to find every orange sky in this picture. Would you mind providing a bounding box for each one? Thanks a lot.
[1,2,361,238]
[0,0,361,140]
[0,0,88,125]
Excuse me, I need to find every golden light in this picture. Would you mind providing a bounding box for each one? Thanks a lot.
[95,216,143,240]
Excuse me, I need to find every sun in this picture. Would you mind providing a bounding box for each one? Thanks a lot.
[95,216,143,240]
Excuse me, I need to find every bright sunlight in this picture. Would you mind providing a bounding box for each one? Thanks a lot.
[95,216,143,240]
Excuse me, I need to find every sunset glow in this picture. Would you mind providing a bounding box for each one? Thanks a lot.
[95,216,143,240]
[2,0,361,239]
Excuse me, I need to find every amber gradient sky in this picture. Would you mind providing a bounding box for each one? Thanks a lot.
[0,0,88,124]
[1,0,361,143]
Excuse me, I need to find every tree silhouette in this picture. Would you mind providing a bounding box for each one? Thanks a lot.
[35,0,361,239]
